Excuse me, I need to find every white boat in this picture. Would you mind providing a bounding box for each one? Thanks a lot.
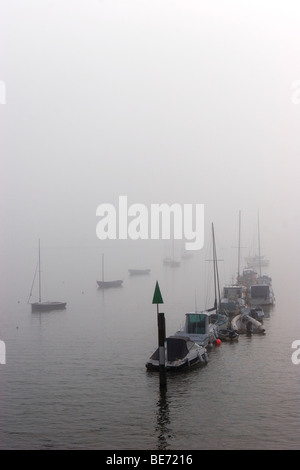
[28,240,67,312]
[174,311,219,348]
[223,284,246,302]
[145,336,208,372]
[220,284,246,318]
[231,307,265,334]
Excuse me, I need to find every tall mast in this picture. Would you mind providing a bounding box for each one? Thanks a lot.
[212,223,217,306]
[212,223,221,310]
[257,210,261,277]
[38,239,41,302]
[102,253,104,282]
[237,210,241,282]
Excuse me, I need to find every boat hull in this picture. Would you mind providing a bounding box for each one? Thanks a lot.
[146,355,207,372]
[248,284,275,306]
[128,269,151,275]
[97,280,123,288]
[174,311,219,348]
[163,258,180,267]
[217,328,239,342]
[146,336,208,372]
[31,301,67,312]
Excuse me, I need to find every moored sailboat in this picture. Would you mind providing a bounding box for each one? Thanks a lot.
[29,240,67,312]
[97,254,123,288]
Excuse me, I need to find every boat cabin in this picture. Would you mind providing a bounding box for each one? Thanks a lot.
[223,285,246,302]
[185,313,208,335]
[238,268,257,288]
[249,284,274,306]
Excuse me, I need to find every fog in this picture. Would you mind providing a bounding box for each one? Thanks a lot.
[1,0,300,303]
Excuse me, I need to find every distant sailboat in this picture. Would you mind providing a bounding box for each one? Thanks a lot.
[245,211,274,307]
[29,239,67,312]
[96,253,123,288]
[245,210,270,271]
[128,268,151,275]
[163,238,181,267]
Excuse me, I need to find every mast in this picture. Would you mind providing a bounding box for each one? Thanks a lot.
[257,210,261,277]
[237,210,241,282]
[212,223,221,311]
[212,223,217,307]
[38,239,41,303]
[102,253,104,282]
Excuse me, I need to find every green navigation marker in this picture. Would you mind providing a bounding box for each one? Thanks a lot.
[152,281,164,304]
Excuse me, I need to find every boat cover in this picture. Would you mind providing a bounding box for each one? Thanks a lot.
[149,336,194,362]
[166,337,193,361]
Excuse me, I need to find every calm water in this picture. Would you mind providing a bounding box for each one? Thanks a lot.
[0,244,300,450]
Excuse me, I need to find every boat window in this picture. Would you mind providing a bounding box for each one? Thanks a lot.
[251,285,269,298]
[186,314,206,334]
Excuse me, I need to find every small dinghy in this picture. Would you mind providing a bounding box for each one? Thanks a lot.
[217,328,239,342]
[249,306,264,323]
[231,307,265,335]
[146,336,208,372]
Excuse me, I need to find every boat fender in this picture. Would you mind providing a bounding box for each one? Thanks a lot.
[204,353,209,363]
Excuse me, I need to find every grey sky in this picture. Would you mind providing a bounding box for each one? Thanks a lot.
[1,0,299,285]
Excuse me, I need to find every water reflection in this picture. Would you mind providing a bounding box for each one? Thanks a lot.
[155,388,172,450]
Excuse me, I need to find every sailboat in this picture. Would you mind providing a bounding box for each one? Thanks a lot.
[163,238,181,267]
[175,223,237,347]
[245,210,270,272]
[209,223,239,341]
[96,253,123,288]
[29,240,67,312]
[246,211,275,307]
[221,211,246,317]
